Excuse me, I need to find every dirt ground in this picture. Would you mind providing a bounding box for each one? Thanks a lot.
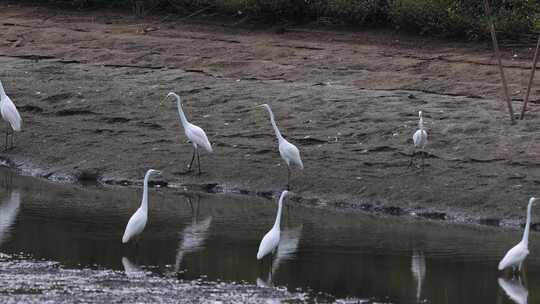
[2,4,540,229]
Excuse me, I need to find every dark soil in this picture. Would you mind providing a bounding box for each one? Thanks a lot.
[2,4,540,229]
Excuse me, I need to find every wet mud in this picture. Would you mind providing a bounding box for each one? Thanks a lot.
[1,4,540,229]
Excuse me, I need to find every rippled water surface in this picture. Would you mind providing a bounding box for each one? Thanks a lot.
[0,170,539,303]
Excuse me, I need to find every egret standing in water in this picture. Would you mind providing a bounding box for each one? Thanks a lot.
[0,81,22,151]
[161,92,212,175]
[409,110,428,169]
[257,190,288,260]
[122,169,161,244]
[498,197,537,273]
[259,104,303,189]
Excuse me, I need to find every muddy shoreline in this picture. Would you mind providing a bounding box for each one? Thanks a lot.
[2,4,540,231]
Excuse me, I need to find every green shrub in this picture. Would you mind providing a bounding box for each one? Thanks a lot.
[324,0,389,26]
[20,0,540,39]
[389,0,539,38]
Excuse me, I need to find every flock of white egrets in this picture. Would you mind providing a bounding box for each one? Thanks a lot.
[0,80,534,273]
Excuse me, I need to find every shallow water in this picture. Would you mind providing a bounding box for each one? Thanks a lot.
[0,170,539,303]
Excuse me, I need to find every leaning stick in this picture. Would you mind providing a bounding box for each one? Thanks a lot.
[520,35,540,119]
[483,0,515,123]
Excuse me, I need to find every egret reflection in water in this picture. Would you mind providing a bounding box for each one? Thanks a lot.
[411,250,426,302]
[498,276,528,304]
[122,256,146,279]
[0,190,21,246]
[174,196,213,273]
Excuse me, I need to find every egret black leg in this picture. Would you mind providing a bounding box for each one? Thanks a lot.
[408,149,416,168]
[187,148,196,171]
[134,238,140,252]
[196,149,201,175]
[3,124,8,152]
[286,166,291,190]
[421,149,425,171]
[11,131,15,150]
[187,197,194,215]
[269,254,273,282]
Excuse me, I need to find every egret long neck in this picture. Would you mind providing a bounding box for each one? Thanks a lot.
[265,107,283,141]
[419,117,424,130]
[141,172,151,212]
[0,82,6,99]
[273,195,284,230]
[176,99,189,128]
[522,201,534,245]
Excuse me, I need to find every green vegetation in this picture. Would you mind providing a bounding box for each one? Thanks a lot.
[27,0,540,39]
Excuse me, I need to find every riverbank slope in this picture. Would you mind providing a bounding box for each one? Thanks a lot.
[2,4,540,228]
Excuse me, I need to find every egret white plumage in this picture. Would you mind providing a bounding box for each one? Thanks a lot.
[498,197,537,273]
[257,190,288,260]
[259,104,303,189]
[409,110,428,169]
[257,224,302,288]
[0,81,22,151]
[162,92,212,175]
[122,169,161,244]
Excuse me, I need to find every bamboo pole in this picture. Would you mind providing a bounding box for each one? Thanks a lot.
[483,0,515,123]
[520,35,540,119]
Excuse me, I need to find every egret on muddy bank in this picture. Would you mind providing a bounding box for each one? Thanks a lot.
[257,190,288,260]
[162,92,212,175]
[122,169,161,244]
[409,110,428,169]
[0,81,22,151]
[258,104,303,189]
[498,197,537,273]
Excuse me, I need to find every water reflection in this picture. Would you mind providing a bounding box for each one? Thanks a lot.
[0,190,21,246]
[498,276,528,304]
[1,169,540,303]
[411,250,426,302]
[122,256,146,279]
[174,196,212,273]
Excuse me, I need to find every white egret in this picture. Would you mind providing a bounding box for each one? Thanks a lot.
[257,224,302,287]
[409,110,428,169]
[411,250,426,302]
[257,190,288,260]
[259,104,303,189]
[0,191,21,246]
[162,92,212,175]
[0,81,22,151]
[498,197,537,273]
[498,277,528,304]
[122,169,161,244]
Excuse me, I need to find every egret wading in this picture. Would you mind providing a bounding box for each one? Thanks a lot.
[257,190,288,260]
[162,92,212,175]
[0,81,22,151]
[409,110,428,169]
[122,169,161,245]
[259,104,303,189]
[498,197,537,273]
